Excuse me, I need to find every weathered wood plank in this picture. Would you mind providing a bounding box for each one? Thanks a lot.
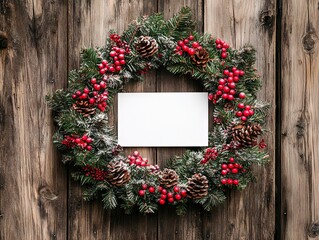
[281,0,319,239]
[0,0,68,239]
[204,0,276,239]
[156,1,205,240]
[67,1,158,239]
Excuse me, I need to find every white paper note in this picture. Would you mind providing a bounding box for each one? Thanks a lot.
[118,92,208,147]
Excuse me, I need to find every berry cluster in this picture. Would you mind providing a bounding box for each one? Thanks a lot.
[83,165,107,181]
[138,183,156,197]
[157,186,187,205]
[200,147,218,164]
[215,67,245,101]
[127,151,149,167]
[71,77,108,112]
[61,134,93,151]
[215,38,229,59]
[98,48,127,74]
[109,33,130,54]
[235,103,255,122]
[220,157,244,186]
[174,35,201,56]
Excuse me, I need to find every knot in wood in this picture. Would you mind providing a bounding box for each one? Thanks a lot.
[259,10,274,28]
[308,222,319,237]
[0,31,8,49]
[302,32,316,53]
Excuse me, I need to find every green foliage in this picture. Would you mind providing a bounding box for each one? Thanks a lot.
[46,8,270,215]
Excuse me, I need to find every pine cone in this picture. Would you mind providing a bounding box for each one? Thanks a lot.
[187,173,209,199]
[159,168,179,188]
[72,100,96,117]
[190,48,210,67]
[135,36,158,58]
[224,102,234,111]
[112,144,123,156]
[232,124,262,146]
[105,161,131,186]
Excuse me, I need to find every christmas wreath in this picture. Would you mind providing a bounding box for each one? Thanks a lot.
[47,7,269,215]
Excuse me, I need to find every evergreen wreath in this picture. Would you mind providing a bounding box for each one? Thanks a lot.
[47,7,270,215]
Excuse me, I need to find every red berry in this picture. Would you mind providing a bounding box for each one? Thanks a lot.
[221,170,228,175]
[118,54,125,60]
[102,60,108,65]
[158,186,163,192]
[188,35,194,40]
[110,51,117,57]
[115,66,122,71]
[192,41,199,48]
[233,76,239,82]
[219,78,226,85]
[223,86,230,93]
[182,45,189,52]
[94,84,101,91]
[86,137,92,143]
[159,199,166,205]
[245,105,251,110]
[227,179,233,185]
[133,151,139,157]
[180,189,187,197]
[161,189,167,195]
[119,49,125,54]
[239,92,246,99]
[168,197,174,203]
[178,40,184,46]
[113,56,118,61]
[173,186,180,193]
[238,103,245,109]
[149,186,155,193]
[188,48,195,55]
[215,39,221,44]
[120,59,126,65]
[249,110,254,116]
[233,179,239,185]
[218,84,224,90]
[75,138,81,144]
[221,48,226,52]
[142,184,148,190]
[83,88,90,94]
[239,70,245,76]
[99,69,106,75]
[223,69,230,76]
[175,194,182,200]
[81,93,88,99]
[228,95,234,101]
[216,44,222,49]
[197,46,203,50]
[241,116,247,121]
[232,168,239,174]
[98,64,104,69]
[76,90,82,96]
[221,164,228,169]
[72,94,77,99]
[236,111,243,117]
[221,179,227,185]
[91,78,97,84]
[138,190,145,196]
[167,192,173,198]
[216,90,223,95]
[86,146,92,151]
[228,163,234,169]
[109,66,115,72]
[232,67,237,72]
[234,70,240,76]
[221,52,227,58]
[100,81,106,89]
[229,157,235,162]
[229,89,236,95]
[222,93,229,99]
[243,110,250,117]
[227,77,233,83]
[82,135,88,141]
[228,82,236,89]
[183,39,189,44]
[234,163,239,168]
[160,194,167,200]
[114,61,120,66]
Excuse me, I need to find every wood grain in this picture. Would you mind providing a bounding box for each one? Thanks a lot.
[204,0,276,239]
[0,0,68,239]
[281,0,319,239]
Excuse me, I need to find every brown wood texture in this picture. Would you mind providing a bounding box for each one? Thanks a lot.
[203,1,276,239]
[0,0,68,240]
[281,0,319,239]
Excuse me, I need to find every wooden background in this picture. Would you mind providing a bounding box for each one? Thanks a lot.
[0,0,318,239]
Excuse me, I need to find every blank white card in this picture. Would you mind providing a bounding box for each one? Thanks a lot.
[118,92,208,147]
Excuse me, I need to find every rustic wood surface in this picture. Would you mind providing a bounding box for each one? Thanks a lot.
[0,0,318,239]
[0,0,68,239]
[281,0,319,239]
